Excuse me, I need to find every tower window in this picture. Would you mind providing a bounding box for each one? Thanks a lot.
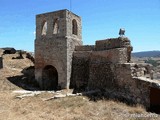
[41,21,47,35]
[72,19,78,35]
[53,18,59,34]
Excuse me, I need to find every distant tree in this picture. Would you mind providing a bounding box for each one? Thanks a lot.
[145,59,158,67]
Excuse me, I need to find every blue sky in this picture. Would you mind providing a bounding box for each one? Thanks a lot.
[0,0,160,52]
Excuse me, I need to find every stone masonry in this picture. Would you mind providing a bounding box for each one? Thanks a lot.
[35,9,82,90]
[35,9,160,111]
[70,37,160,109]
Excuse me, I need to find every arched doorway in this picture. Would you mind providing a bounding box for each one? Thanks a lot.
[42,65,58,90]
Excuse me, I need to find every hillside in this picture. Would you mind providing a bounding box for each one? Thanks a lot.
[132,51,160,57]
[0,53,159,120]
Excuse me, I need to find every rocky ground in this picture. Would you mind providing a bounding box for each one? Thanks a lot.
[0,53,159,120]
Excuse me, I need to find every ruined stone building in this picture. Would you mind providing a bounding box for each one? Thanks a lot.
[35,10,82,90]
[35,9,160,111]
[2,47,16,54]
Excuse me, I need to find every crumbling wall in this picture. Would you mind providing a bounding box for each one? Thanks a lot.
[70,51,91,90]
[130,63,153,79]
[71,37,132,91]
[71,46,129,90]
[35,10,82,89]
[72,48,154,108]
[112,64,151,108]
[88,63,152,108]
[75,45,95,51]
[95,37,132,62]
[91,48,128,64]
[95,37,132,51]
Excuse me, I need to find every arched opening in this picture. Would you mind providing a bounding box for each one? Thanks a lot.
[42,65,58,90]
[41,20,47,35]
[72,19,78,35]
[53,18,59,34]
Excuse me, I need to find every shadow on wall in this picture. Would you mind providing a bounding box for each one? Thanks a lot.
[41,65,58,90]
[74,88,160,114]
[7,66,40,90]
[150,87,160,114]
[74,89,137,105]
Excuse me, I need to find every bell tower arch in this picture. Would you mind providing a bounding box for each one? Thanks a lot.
[35,9,82,89]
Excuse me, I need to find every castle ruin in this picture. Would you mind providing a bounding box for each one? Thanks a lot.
[35,10,82,90]
[35,9,160,111]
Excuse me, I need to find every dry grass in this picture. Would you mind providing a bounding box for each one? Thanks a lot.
[0,92,159,120]
[0,53,159,120]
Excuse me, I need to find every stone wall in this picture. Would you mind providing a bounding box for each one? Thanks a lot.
[95,37,132,62]
[71,37,132,91]
[71,35,158,109]
[95,37,132,51]
[91,48,128,64]
[108,63,151,108]
[35,9,82,89]
[75,45,95,51]
[35,37,68,88]
[70,51,91,90]
[76,62,153,108]
[70,45,130,90]
[130,63,153,78]
[67,38,82,88]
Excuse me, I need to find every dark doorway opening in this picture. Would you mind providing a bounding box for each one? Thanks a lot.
[42,65,58,90]
[150,87,160,114]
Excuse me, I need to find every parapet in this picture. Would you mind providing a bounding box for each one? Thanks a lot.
[74,37,133,63]
[95,37,132,51]
[75,45,95,51]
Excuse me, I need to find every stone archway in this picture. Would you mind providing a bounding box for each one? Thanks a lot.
[42,65,58,90]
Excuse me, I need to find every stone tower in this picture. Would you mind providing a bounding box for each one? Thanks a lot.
[35,9,82,90]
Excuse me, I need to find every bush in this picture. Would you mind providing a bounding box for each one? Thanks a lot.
[145,59,159,67]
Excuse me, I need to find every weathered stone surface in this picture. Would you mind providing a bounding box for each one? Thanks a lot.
[75,45,95,51]
[70,51,91,90]
[35,9,82,89]
[95,37,132,51]
[34,9,160,111]
[71,60,157,109]
[95,37,132,62]
[91,48,128,64]
[130,63,153,78]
